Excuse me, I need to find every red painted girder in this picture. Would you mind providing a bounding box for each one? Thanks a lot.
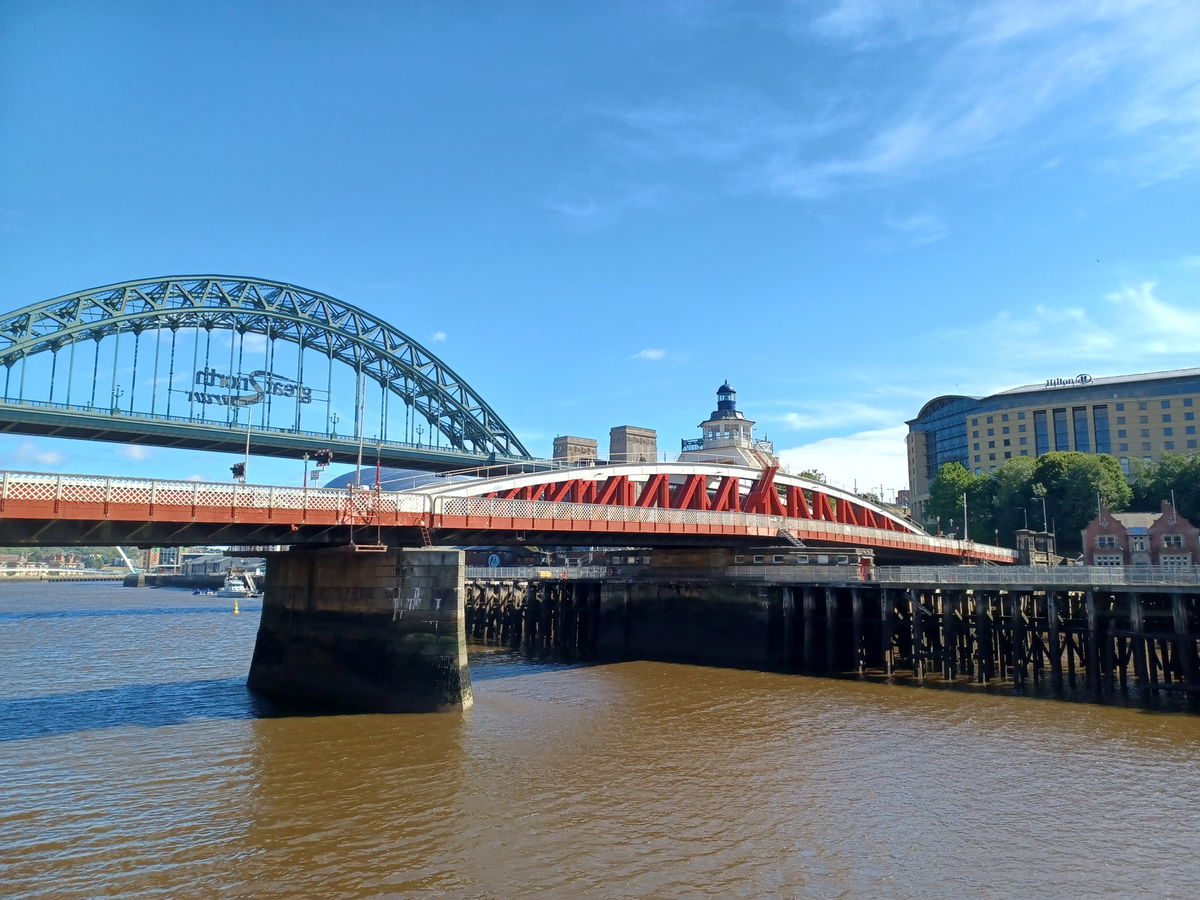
[636,473,673,508]
[710,476,741,512]
[742,466,785,517]
[671,473,711,510]
[811,491,835,521]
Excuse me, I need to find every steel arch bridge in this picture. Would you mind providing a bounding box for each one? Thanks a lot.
[0,276,534,470]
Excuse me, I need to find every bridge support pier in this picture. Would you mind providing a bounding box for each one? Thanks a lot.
[248,548,471,713]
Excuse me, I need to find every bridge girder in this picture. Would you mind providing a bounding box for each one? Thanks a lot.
[0,276,530,458]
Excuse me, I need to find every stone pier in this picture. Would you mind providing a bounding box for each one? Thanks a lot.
[248,547,471,713]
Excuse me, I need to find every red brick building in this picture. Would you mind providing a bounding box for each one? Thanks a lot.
[1081,500,1199,568]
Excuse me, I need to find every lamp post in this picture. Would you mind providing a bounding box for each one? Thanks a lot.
[416,424,424,447]
[111,385,124,415]
[1034,495,1048,531]
[302,452,310,488]
[331,411,340,437]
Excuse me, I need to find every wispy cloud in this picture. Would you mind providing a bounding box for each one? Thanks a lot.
[778,425,910,493]
[601,0,1200,199]
[431,331,447,342]
[883,212,948,246]
[12,441,66,467]
[631,348,667,361]
[118,445,150,460]
[763,402,899,432]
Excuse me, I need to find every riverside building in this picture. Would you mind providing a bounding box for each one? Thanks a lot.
[907,367,1200,511]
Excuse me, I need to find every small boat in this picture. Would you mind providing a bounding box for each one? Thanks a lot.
[216,571,260,599]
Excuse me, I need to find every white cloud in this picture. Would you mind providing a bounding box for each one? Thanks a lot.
[12,441,66,467]
[884,212,949,246]
[631,348,667,361]
[778,425,910,493]
[764,402,898,431]
[607,0,1200,198]
[118,445,150,460]
[431,331,447,342]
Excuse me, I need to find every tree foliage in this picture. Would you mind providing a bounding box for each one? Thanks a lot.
[924,452,1131,551]
[1131,453,1200,522]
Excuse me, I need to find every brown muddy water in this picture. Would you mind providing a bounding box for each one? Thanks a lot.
[1,582,1198,898]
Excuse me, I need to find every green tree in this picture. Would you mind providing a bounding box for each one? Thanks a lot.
[925,462,991,539]
[1031,452,1131,552]
[988,455,1038,545]
[1131,453,1200,521]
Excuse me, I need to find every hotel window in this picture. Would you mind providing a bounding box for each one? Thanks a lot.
[974,455,981,463]
[1003,438,1011,446]
[1020,450,1029,456]
[1119,457,1130,473]
[1186,413,1195,421]
[1002,426,1010,434]
[986,416,994,424]
[1118,443,1128,452]
[1188,426,1196,434]
[973,442,980,450]
[1189,440,1198,449]
[1004,451,1011,459]
[1018,424,1026,432]
[1165,441,1175,449]
[1093,405,1111,453]
[989,453,996,461]
[972,430,979,438]
[971,418,979,426]
[1164,427,1173,436]
[1140,429,1150,437]
[1017,411,1026,419]
[1097,535,1117,548]
[1052,408,1069,450]
[1115,403,1125,411]
[1001,414,1009,421]
[1034,410,1049,455]
[988,440,995,448]
[1185,399,1194,407]
[1116,416,1125,425]
[1163,413,1172,422]
[1117,430,1127,438]
[1138,401,1147,410]
[987,428,994,436]
[1139,415,1149,424]
[1164,534,1184,548]
[1072,407,1090,452]
[1142,442,1152,451]
[1019,437,1028,445]
[1161,400,1171,408]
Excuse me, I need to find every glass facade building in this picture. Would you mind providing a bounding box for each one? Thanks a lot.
[907,367,1200,513]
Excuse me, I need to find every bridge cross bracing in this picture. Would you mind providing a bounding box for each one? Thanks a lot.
[0,276,533,471]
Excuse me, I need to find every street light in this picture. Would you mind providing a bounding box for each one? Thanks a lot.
[302,452,310,488]
[111,385,124,415]
[1032,495,1048,531]
[331,411,340,437]
[416,424,424,446]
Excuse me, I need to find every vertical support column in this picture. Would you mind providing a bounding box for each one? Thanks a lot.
[880,588,895,676]
[1172,593,1199,709]
[247,548,471,713]
[824,587,837,674]
[802,586,816,672]
[1085,590,1101,697]
[1047,590,1063,690]
[851,588,864,674]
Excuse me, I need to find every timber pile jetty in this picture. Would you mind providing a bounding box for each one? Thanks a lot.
[465,565,1200,710]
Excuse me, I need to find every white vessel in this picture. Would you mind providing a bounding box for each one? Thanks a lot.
[215,571,259,598]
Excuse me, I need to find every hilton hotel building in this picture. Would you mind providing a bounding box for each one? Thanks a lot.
[907,367,1200,512]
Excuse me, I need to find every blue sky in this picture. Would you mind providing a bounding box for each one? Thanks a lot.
[2,0,1199,498]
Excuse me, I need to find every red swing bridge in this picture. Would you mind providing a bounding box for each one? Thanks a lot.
[0,462,1015,564]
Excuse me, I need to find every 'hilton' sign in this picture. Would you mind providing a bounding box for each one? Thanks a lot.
[1044,373,1093,388]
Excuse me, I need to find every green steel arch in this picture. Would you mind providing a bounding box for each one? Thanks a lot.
[0,275,532,458]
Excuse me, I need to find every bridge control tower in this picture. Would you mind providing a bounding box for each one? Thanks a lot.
[678,382,777,468]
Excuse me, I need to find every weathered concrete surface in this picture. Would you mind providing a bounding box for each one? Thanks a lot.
[248,548,471,712]
[597,581,785,669]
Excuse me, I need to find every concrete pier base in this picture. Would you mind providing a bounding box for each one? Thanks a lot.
[248,548,471,713]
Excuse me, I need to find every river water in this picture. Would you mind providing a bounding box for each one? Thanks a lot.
[1,582,1198,898]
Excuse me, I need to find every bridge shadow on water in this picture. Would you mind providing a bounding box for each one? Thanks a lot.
[0,646,601,742]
